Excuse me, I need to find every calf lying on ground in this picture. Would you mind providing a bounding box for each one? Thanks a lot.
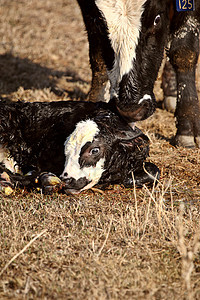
[0,99,159,194]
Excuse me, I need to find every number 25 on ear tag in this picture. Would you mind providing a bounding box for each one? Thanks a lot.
[176,0,195,12]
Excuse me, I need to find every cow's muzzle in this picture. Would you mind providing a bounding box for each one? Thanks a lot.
[115,94,156,122]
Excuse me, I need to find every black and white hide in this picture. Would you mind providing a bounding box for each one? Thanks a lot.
[77,0,200,148]
[0,100,159,194]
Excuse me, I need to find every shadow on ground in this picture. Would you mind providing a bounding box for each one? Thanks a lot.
[0,52,88,100]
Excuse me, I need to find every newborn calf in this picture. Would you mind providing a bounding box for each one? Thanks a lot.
[0,99,159,194]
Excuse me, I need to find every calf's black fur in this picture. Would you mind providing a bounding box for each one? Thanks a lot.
[0,99,159,193]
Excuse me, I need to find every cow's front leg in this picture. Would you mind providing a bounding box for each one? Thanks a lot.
[169,17,200,148]
[88,50,110,103]
[77,0,110,103]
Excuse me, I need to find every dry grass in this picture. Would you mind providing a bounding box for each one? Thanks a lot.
[0,0,200,299]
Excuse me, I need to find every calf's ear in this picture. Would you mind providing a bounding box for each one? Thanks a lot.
[115,126,144,141]
[116,126,149,150]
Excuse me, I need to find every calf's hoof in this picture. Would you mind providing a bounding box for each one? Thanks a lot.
[0,172,14,195]
[0,182,14,195]
[38,172,63,194]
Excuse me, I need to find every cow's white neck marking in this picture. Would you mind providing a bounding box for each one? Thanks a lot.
[138,94,152,104]
[95,0,145,93]
[61,120,105,190]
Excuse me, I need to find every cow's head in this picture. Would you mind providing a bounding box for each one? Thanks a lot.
[60,109,150,193]
[95,0,173,122]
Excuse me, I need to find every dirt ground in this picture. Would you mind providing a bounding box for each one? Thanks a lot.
[0,0,200,299]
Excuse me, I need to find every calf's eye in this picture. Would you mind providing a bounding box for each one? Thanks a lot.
[154,14,161,26]
[90,147,100,155]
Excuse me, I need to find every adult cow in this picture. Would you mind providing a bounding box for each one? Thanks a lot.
[77,0,200,148]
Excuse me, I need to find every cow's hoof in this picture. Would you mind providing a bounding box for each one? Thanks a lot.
[38,172,63,194]
[174,135,200,148]
[163,96,176,113]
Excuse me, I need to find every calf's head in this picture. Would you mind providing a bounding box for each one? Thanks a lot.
[60,109,150,193]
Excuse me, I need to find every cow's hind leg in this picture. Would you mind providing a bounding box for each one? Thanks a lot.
[77,0,110,102]
[162,59,177,113]
[169,17,200,148]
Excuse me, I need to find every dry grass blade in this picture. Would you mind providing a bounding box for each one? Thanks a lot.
[0,229,47,277]
[96,215,113,257]
[176,204,200,299]
[90,187,106,195]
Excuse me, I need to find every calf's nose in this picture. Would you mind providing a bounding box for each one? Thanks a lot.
[60,175,91,192]
[60,174,73,186]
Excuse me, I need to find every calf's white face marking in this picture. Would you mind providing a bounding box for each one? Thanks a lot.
[95,0,146,94]
[61,120,105,191]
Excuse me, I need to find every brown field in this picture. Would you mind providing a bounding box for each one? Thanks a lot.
[0,1,200,299]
